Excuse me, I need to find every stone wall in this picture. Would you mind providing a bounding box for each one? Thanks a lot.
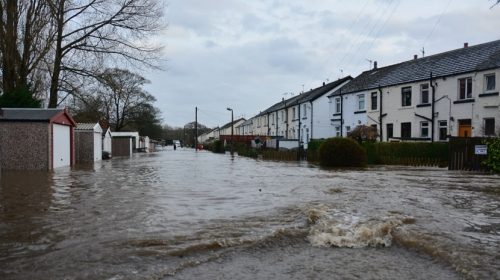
[0,122,50,170]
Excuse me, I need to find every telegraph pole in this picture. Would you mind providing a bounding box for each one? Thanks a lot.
[195,107,198,150]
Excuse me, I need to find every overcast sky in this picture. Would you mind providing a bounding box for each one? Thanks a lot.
[144,0,500,128]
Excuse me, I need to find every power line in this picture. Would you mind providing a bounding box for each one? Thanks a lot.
[422,0,452,48]
[336,0,394,71]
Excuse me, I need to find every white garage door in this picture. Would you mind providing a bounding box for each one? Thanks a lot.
[94,132,102,161]
[53,124,71,168]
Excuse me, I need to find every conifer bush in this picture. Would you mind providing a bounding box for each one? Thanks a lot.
[318,137,367,167]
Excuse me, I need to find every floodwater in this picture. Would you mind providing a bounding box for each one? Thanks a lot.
[0,149,499,280]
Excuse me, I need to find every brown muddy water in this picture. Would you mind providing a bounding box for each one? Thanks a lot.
[0,149,499,280]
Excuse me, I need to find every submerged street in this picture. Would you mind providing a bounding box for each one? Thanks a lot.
[0,149,499,279]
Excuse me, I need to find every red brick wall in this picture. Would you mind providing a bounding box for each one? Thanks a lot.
[0,122,50,170]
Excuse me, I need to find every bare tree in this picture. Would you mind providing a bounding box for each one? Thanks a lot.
[46,0,164,108]
[96,68,156,131]
[0,0,54,96]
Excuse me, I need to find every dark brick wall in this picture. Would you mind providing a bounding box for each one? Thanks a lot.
[75,131,94,163]
[0,122,50,170]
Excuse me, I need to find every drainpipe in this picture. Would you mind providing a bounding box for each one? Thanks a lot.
[340,88,343,137]
[430,72,435,142]
[298,102,301,147]
[378,85,383,142]
[310,101,313,139]
[276,111,279,137]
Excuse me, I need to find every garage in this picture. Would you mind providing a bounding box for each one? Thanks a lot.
[53,124,72,168]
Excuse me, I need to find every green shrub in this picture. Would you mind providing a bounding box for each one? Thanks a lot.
[0,86,41,108]
[483,138,500,173]
[318,137,367,167]
[307,139,326,162]
[212,140,225,153]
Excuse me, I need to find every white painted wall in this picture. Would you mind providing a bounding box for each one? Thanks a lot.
[366,68,500,141]
[94,131,102,161]
[336,92,367,137]
[53,124,71,168]
[311,80,352,140]
[103,129,112,153]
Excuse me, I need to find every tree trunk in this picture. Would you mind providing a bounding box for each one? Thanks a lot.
[48,0,65,108]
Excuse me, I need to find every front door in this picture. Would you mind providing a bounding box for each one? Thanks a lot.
[458,119,472,137]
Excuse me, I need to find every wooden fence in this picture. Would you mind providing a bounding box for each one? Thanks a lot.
[261,149,306,161]
[448,137,489,171]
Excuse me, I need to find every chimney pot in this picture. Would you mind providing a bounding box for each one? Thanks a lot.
[464,42,468,48]
[414,54,418,60]
[373,61,378,69]
[323,82,325,86]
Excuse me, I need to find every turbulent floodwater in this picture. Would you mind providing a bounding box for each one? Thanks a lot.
[0,148,499,279]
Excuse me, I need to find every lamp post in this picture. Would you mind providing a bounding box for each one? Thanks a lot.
[227,107,234,154]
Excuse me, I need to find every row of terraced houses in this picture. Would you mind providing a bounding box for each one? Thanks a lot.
[199,40,500,149]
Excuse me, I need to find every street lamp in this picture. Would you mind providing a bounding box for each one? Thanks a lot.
[227,107,234,154]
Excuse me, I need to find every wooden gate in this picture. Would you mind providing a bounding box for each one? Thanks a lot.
[448,137,489,171]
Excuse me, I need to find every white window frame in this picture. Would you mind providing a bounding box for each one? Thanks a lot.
[420,121,429,138]
[371,92,378,110]
[402,87,412,107]
[420,84,430,104]
[335,126,341,137]
[484,73,496,92]
[458,77,473,100]
[334,97,341,114]
[357,94,365,111]
[302,104,307,118]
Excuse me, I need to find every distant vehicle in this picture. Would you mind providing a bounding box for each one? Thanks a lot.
[173,140,181,148]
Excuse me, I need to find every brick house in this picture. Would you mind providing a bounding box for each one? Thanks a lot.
[0,108,76,170]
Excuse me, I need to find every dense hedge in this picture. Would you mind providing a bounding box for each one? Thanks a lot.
[362,142,448,166]
[318,138,367,167]
[483,138,500,173]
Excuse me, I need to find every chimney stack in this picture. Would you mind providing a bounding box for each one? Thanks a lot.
[414,54,418,60]
[373,61,378,70]
[323,82,325,86]
[464,42,468,48]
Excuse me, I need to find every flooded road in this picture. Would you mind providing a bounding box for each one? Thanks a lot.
[0,149,499,279]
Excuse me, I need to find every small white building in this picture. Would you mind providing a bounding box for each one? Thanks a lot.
[75,123,103,163]
[102,127,112,156]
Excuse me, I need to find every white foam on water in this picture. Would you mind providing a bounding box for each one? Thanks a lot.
[306,206,406,248]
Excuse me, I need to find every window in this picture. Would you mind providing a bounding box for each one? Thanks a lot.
[371,92,378,110]
[484,118,495,136]
[401,122,412,139]
[281,111,285,122]
[386,123,393,140]
[293,107,296,119]
[485,74,496,92]
[458,77,472,100]
[271,113,275,125]
[420,121,429,138]
[420,84,429,104]
[439,121,448,141]
[302,104,307,118]
[335,97,341,114]
[357,94,365,111]
[346,126,351,133]
[335,126,341,137]
[402,87,412,107]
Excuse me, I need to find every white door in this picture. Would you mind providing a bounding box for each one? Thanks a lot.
[94,132,102,161]
[53,124,71,168]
